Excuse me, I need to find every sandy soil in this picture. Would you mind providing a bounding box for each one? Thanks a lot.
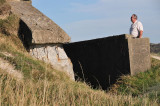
[151,55,160,60]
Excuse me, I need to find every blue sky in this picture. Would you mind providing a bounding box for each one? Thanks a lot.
[32,0,160,43]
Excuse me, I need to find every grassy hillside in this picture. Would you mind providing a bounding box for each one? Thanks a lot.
[0,1,160,105]
[110,59,160,98]
[1,33,157,105]
[1,35,159,105]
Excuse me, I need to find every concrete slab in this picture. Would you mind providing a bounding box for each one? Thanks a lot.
[64,34,151,89]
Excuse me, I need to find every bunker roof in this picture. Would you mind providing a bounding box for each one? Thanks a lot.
[9,1,71,44]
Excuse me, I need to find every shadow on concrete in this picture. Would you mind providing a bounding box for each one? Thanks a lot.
[64,35,130,90]
[18,20,32,51]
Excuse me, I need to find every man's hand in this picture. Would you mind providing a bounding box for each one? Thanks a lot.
[139,30,143,38]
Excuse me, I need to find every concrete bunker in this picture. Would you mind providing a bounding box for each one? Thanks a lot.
[7,1,151,87]
[64,34,151,89]
[9,1,75,80]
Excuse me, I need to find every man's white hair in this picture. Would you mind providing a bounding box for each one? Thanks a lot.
[132,14,138,19]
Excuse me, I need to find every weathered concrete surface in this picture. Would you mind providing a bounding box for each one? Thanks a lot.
[64,34,151,89]
[30,44,75,80]
[128,37,151,75]
[9,1,70,44]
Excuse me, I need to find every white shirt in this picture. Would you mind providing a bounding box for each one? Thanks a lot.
[130,20,143,38]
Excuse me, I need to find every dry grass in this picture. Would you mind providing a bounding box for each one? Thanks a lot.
[110,58,160,103]
[0,0,5,6]
[0,68,158,106]
[0,14,19,36]
[0,4,159,105]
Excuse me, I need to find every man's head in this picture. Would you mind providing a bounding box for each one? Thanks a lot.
[131,14,137,23]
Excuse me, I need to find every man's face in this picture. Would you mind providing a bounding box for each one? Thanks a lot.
[131,15,136,23]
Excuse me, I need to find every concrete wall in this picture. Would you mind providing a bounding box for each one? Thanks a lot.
[64,35,130,89]
[128,37,151,75]
[64,34,151,89]
[18,20,75,80]
[9,1,70,44]
[30,44,75,80]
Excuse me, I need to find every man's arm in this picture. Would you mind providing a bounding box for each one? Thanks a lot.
[137,22,143,38]
[139,30,143,38]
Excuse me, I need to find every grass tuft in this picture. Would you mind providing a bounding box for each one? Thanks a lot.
[110,58,160,102]
[0,68,158,105]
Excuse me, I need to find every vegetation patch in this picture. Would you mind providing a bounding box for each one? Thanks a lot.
[0,14,19,36]
[0,0,6,6]
[0,33,155,105]
[0,34,69,82]
[0,67,158,105]
[110,58,160,102]
[150,43,160,54]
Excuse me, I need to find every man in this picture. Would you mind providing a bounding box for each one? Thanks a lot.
[130,14,143,38]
